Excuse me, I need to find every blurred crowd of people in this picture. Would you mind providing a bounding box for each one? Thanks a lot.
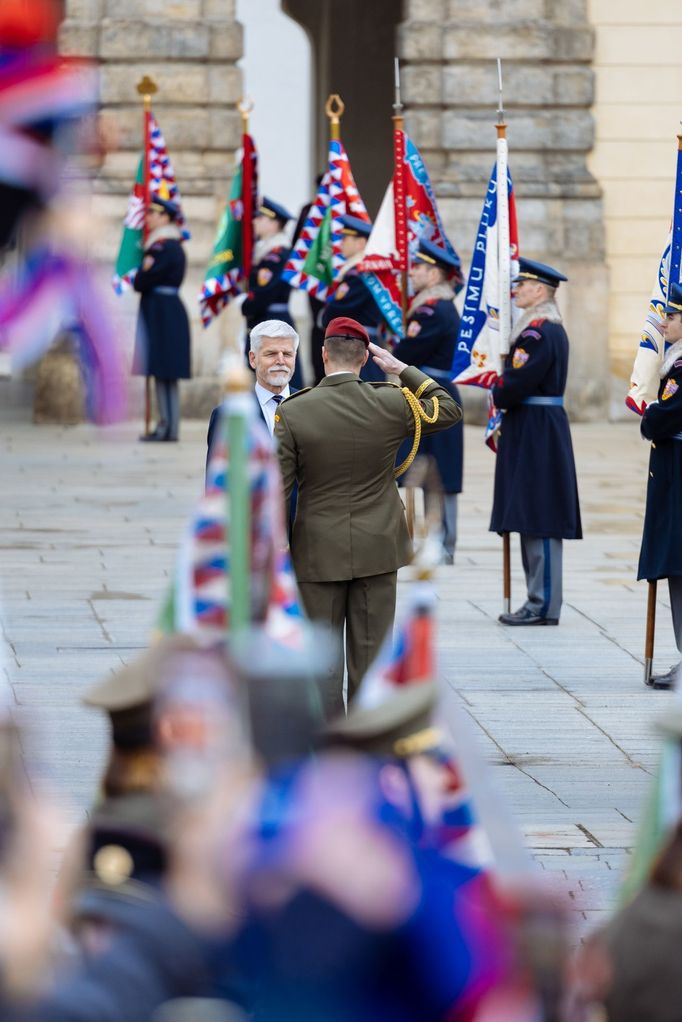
[0,622,678,1022]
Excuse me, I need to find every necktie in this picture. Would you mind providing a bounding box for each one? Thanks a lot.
[272,394,283,405]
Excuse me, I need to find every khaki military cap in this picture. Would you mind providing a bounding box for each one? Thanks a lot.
[323,681,439,759]
[82,634,202,712]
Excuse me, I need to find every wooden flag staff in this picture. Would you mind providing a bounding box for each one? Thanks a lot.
[136,75,157,438]
[496,59,512,614]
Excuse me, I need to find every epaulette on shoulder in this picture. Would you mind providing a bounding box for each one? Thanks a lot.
[521,328,543,340]
[366,380,400,388]
[281,387,311,403]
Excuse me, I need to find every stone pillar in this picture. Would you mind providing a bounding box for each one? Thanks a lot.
[399,0,608,420]
[59,0,245,418]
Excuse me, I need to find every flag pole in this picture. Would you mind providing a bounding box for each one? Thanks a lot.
[392,57,408,333]
[641,130,682,678]
[221,360,253,636]
[644,581,657,685]
[238,97,255,286]
[393,58,415,534]
[136,75,157,438]
[496,59,512,614]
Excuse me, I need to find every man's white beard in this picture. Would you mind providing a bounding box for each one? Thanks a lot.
[266,370,290,385]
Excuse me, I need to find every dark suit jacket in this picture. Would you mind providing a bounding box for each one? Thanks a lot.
[275,367,460,583]
[206,388,297,465]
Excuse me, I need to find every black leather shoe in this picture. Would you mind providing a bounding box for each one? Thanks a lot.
[498,608,559,626]
[650,663,679,690]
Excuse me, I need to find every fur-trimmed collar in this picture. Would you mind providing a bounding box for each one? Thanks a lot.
[254,231,289,264]
[338,249,365,281]
[660,338,682,378]
[408,283,455,318]
[145,224,182,249]
[510,300,562,345]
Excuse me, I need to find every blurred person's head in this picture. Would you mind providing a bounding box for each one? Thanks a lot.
[254,197,292,239]
[410,238,459,294]
[512,258,567,311]
[322,317,369,374]
[82,635,205,799]
[146,198,180,237]
[663,283,682,344]
[339,214,371,262]
[248,320,299,394]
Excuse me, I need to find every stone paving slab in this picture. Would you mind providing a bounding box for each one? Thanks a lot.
[0,399,678,944]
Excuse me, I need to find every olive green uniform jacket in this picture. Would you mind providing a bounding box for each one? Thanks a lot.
[275,366,461,583]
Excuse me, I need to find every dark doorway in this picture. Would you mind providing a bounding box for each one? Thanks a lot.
[282,0,403,217]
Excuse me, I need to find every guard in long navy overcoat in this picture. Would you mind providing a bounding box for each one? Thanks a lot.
[490,315,581,540]
[243,197,302,388]
[133,231,190,382]
[492,258,581,626]
[321,215,385,383]
[394,239,463,563]
[637,282,682,688]
[133,199,191,442]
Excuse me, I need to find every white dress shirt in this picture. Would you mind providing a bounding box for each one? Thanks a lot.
[255,381,290,435]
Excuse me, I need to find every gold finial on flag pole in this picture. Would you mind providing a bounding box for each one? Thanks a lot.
[496,58,506,140]
[136,75,157,113]
[238,96,254,134]
[325,94,345,141]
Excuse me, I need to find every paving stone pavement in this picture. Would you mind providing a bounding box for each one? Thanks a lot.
[0,396,678,943]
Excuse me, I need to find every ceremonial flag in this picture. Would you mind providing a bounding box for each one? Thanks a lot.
[360,132,463,334]
[198,132,258,327]
[450,162,519,391]
[174,398,306,648]
[282,138,368,301]
[112,112,189,294]
[355,581,436,709]
[627,235,672,415]
[0,248,127,423]
[627,137,682,414]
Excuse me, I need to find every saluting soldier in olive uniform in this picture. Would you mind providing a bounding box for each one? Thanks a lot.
[395,238,464,564]
[321,214,385,383]
[491,257,582,626]
[243,197,302,389]
[638,282,682,689]
[275,316,461,716]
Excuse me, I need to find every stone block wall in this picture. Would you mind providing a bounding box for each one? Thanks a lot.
[59,0,245,419]
[399,0,609,419]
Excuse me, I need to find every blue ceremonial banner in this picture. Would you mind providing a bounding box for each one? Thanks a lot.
[451,164,518,390]
[627,138,682,414]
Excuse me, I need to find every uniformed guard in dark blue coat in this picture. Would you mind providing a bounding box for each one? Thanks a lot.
[321,215,386,384]
[637,282,682,688]
[492,258,581,626]
[243,197,302,389]
[132,198,191,442]
[395,238,464,564]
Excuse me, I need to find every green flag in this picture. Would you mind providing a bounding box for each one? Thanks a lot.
[112,156,145,294]
[198,166,243,326]
[301,208,334,288]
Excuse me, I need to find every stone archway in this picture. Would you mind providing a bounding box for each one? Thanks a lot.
[58,0,609,418]
[283,0,402,216]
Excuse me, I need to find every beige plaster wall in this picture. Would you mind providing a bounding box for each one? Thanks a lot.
[588,0,682,389]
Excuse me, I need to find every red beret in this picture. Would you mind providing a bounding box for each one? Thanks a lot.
[324,317,370,347]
